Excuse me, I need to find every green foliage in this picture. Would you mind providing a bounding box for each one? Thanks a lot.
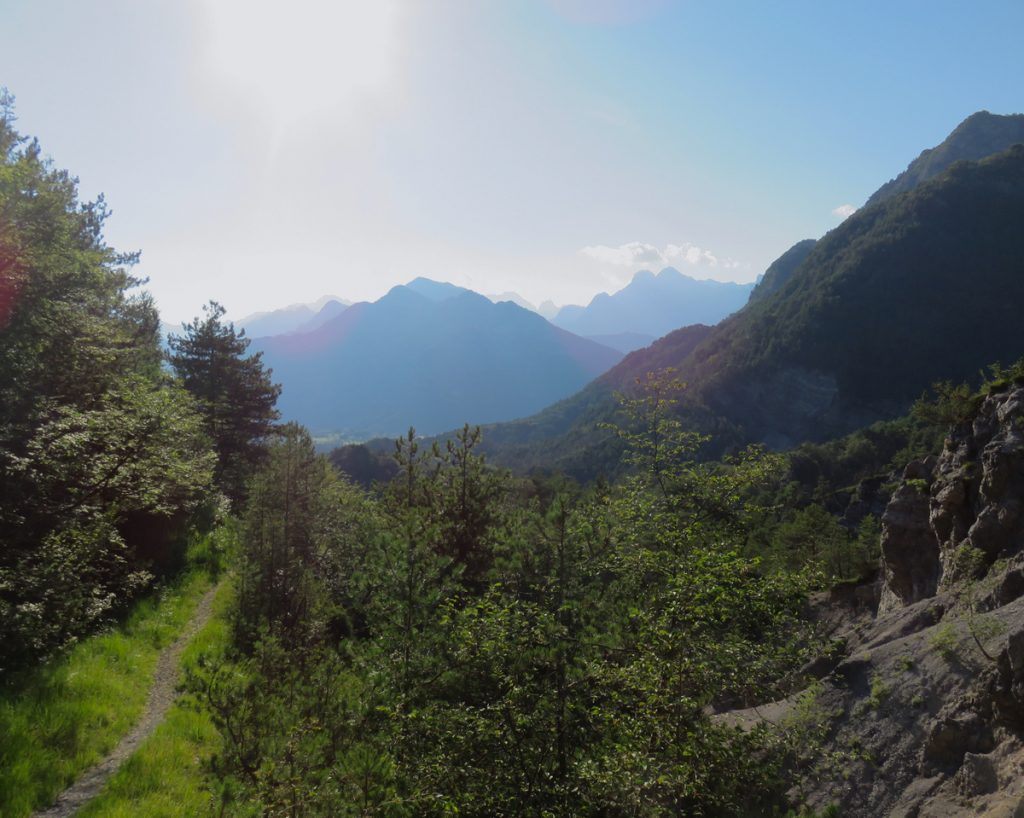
[910,379,978,430]
[0,566,215,818]
[169,301,281,504]
[0,94,216,672]
[75,581,233,818]
[929,622,959,661]
[867,675,890,710]
[196,376,819,816]
[233,423,351,649]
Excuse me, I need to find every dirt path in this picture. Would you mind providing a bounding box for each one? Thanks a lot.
[33,583,221,818]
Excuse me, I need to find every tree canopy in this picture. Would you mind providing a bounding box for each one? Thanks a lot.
[169,300,280,504]
[0,91,215,673]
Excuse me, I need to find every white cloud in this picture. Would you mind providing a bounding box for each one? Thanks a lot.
[580,241,664,266]
[832,203,857,219]
[581,240,741,271]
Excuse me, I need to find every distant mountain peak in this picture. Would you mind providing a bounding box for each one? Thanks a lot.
[250,280,622,439]
[403,277,471,302]
[236,294,351,338]
[487,291,537,312]
[553,266,754,344]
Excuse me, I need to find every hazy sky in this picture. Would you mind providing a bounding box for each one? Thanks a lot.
[2,0,1022,322]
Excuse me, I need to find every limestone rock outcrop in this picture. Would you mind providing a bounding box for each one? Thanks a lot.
[722,383,1024,816]
[879,386,1024,613]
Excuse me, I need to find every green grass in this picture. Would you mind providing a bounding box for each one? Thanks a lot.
[76,580,233,818]
[0,565,217,818]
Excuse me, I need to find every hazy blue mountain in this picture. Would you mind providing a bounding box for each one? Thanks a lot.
[537,300,560,320]
[553,268,753,340]
[238,294,350,338]
[296,299,349,333]
[487,291,537,311]
[583,332,656,354]
[403,277,470,302]
[251,280,622,439]
[866,110,1024,207]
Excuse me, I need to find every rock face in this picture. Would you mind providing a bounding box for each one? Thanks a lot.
[721,384,1024,816]
[879,386,1024,613]
[878,458,941,614]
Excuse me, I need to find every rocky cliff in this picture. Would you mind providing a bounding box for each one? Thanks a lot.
[727,384,1024,816]
[880,385,1024,615]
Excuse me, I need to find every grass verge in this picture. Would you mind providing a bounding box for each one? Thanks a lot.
[0,531,228,818]
[76,580,233,817]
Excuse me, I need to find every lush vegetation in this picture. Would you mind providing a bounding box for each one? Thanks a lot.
[8,89,1024,817]
[168,301,281,504]
[74,579,235,818]
[0,90,282,675]
[186,374,825,817]
[0,545,220,818]
[0,91,216,672]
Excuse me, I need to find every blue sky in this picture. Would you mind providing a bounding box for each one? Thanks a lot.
[1,0,1022,322]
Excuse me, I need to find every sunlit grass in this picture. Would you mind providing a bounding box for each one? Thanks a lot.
[76,581,233,818]
[0,559,217,818]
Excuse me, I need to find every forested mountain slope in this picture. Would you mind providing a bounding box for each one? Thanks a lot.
[746,238,817,304]
[687,144,1024,446]
[475,143,1024,477]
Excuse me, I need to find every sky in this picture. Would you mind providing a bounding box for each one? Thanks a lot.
[1,0,1023,323]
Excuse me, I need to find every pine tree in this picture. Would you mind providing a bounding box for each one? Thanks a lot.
[169,301,281,503]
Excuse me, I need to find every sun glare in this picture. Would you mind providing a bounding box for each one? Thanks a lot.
[195,0,401,129]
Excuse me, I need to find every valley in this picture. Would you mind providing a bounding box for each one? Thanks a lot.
[2,10,1024,813]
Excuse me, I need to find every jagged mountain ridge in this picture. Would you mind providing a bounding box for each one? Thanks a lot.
[238,295,350,338]
[552,267,753,349]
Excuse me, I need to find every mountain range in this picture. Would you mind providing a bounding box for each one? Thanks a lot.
[237,295,350,337]
[251,278,623,439]
[552,268,753,352]
[453,111,1024,478]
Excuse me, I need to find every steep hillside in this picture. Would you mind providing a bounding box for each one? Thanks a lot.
[471,324,716,478]
[866,110,1024,207]
[479,144,1024,476]
[687,145,1024,448]
[552,267,752,348]
[252,282,622,439]
[746,239,816,304]
[731,380,1024,817]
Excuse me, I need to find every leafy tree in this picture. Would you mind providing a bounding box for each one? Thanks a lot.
[169,301,281,504]
[0,90,215,671]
